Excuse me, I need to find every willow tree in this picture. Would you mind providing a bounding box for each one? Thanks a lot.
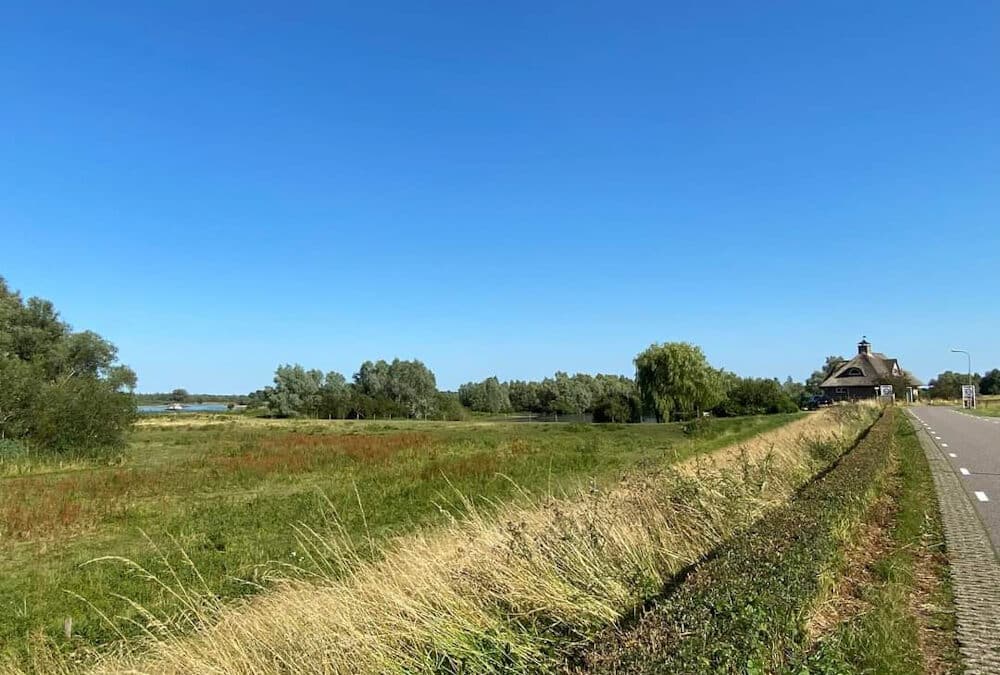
[634,342,724,421]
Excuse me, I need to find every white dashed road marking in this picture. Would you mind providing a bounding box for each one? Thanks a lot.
[949,453,958,458]
[975,491,990,502]
[960,468,971,476]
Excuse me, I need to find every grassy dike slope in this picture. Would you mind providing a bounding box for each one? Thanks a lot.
[579,408,898,674]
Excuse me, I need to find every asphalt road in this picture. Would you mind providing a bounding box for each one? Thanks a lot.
[910,405,1000,555]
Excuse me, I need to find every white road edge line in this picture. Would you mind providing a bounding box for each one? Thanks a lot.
[949,453,957,458]
[960,468,971,476]
[942,443,949,447]
[975,491,989,502]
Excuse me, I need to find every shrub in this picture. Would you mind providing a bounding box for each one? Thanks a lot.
[592,392,641,423]
[714,377,799,417]
[0,277,136,455]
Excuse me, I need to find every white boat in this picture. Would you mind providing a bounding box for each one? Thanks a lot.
[165,403,185,411]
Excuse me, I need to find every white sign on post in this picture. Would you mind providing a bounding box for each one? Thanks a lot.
[962,384,977,409]
[879,384,895,401]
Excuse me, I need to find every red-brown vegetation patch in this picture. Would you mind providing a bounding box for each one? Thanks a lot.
[210,432,434,477]
[419,451,503,481]
[0,467,194,540]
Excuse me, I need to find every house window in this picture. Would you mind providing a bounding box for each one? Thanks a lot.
[836,387,847,394]
[838,367,864,377]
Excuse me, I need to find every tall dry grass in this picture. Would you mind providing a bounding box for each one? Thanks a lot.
[16,406,879,675]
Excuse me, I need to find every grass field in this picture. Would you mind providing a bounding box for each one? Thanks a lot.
[10,406,878,674]
[0,412,802,668]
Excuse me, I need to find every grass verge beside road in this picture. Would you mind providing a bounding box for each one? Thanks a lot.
[578,407,964,674]
[577,408,897,673]
[807,413,963,674]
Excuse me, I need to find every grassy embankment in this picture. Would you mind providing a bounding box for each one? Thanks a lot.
[579,408,963,674]
[1,412,799,668]
[67,406,877,674]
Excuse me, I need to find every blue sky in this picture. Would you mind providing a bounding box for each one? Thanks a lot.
[2,1,998,393]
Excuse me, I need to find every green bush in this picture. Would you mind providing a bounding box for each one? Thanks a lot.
[592,391,642,423]
[0,277,136,455]
[713,377,799,417]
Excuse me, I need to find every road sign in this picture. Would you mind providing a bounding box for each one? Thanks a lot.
[879,385,894,398]
[962,384,977,409]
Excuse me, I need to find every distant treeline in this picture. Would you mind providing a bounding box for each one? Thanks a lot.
[926,369,1000,398]
[251,344,803,423]
[134,391,248,405]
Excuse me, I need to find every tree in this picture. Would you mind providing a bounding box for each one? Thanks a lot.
[927,371,981,399]
[592,391,642,423]
[0,276,136,454]
[507,380,537,412]
[385,359,438,418]
[170,388,190,403]
[434,392,468,421]
[979,369,1000,396]
[805,356,846,394]
[713,377,798,417]
[458,376,510,413]
[353,358,438,418]
[781,376,809,408]
[634,342,725,421]
[317,371,350,419]
[262,364,324,417]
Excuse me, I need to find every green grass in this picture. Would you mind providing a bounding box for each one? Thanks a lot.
[964,405,1000,418]
[807,413,963,674]
[0,413,799,666]
[578,408,896,673]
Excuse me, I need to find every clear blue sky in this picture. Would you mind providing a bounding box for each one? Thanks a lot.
[2,1,998,393]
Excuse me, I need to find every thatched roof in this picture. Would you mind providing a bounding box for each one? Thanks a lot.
[820,345,922,389]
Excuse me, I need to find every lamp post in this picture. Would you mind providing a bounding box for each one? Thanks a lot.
[950,348,972,386]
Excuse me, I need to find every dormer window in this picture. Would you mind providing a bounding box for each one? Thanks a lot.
[840,367,864,377]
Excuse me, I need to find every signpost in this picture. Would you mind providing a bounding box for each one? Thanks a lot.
[878,384,895,402]
[962,384,977,409]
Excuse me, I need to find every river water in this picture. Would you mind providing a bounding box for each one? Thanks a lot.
[137,403,230,414]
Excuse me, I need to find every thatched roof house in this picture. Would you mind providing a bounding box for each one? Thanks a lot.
[820,338,921,401]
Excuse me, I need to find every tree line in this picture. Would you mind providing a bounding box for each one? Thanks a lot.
[134,390,249,405]
[8,275,943,458]
[926,369,1000,399]
[250,343,803,423]
[247,359,465,420]
[462,343,800,422]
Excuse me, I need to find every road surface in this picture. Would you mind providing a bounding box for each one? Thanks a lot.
[909,405,1000,554]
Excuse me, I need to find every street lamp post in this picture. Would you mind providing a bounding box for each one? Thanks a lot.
[950,348,972,386]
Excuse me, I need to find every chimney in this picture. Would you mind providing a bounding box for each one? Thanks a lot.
[858,337,872,356]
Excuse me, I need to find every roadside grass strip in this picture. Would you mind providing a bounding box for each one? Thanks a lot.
[40,408,878,675]
[577,409,897,674]
[806,413,963,674]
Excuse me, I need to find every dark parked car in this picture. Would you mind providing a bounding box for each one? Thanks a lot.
[804,395,834,410]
